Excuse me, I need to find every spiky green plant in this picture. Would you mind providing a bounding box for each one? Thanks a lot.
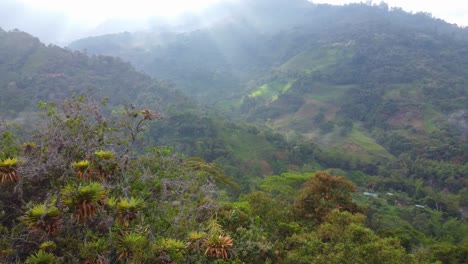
[80,238,109,264]
[71,160,93,179]
[22,204,62,236]
[116,197,145,226]
[206,218,223,236]
[117,232,147,261]
[203,218,233,260]
[204,235,233,260]
[94,150,115,160]
[153,238,186,252]
[152,238,187,262]
[189,231,207,241]
[61,182,107,221]
[105,196,118,208]
[0,157,19,183]
[93,150,117,179]
[39,241,57,252]
[188,231,207,251]
[0,157,18,168]
[25,250,59,264]
[71,160,90,171]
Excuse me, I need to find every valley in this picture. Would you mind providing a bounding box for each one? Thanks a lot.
[0,0,467,263]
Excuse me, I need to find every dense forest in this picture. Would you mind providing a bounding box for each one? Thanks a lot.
[0,0,467,263]
[1,95,465,263]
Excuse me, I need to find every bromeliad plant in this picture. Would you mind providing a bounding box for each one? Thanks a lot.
[188,231,207,251]
[203,218,234,260]
[0,157,20,183]
[94,150,115,160]
[22,203,63,237]
[116,232,148,262]
[116,197,145,227]
[25,250,59,264]
[93,150,118,180]
[39,241,57,253]
[204,235,234,260]
[152,238,187,263]
[71,160,93,180]
[107,196,145,227]
[80,237,109,264]
[61,182,107,221]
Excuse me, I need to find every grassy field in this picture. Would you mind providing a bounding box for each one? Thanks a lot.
[220,127,275,161]
[280,47,353,73]
[249,81,294,102]
[346,128,394,160]
[304,82,356,102]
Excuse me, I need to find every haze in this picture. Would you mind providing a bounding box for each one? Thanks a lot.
[0,0,466,45]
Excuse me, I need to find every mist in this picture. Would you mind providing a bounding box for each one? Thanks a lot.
[0,0,225,45]
[1,0,467,46]
[0,0,83,45]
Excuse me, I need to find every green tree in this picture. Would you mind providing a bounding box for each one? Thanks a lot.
[295,171,361,223]
[285,210,415,264]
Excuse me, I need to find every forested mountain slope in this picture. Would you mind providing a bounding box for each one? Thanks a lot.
[68,2,468,256]
[69,1,467,170]
[0,26,322,190]
[69,1,468,107]
[0,27,193,118]
[0,2,468,262]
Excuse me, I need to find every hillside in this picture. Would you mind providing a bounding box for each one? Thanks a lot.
[0,2,467,262]
[68,0,468,249]
[0,28,194,118]
[0,26,323,190]
[69,1,467,162]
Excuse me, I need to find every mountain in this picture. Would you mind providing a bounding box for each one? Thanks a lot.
[0,27,197,118]
[0,26,325,190]
[0,2,467,262]
[68,1,467,162]
[67,0,468,224]
[68,0,315,101]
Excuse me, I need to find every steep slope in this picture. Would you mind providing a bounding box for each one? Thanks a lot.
[69,0,315,102]
[0,28,193,117]
[0,27,325,189]
[69,2,467,163]
[240,7,468,161]
[69,1,468,104]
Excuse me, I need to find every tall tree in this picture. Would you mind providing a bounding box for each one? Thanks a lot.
[295,171,361,223]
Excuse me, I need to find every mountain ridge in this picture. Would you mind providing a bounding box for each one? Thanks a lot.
[67,0,467,176]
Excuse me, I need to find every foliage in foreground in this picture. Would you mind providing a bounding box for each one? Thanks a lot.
[0,96,465,263]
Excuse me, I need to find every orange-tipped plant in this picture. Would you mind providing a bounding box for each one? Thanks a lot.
[188,231,206,251]
[203,218,233,260]
[0,157,19,183]
[22,203,62,237]
[71,160,93,180]
[117,232,147,262]
[107,196,145,227]
[204,235,233,260]
[93,150,117,180]
[61,182,107,221]
[116,197,145,227]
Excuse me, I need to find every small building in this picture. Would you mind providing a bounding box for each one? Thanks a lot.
[363,192,378,198]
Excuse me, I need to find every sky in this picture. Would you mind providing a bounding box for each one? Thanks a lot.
[314,0,468,26]
[1,0,467,44]
[16,0,223,26]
